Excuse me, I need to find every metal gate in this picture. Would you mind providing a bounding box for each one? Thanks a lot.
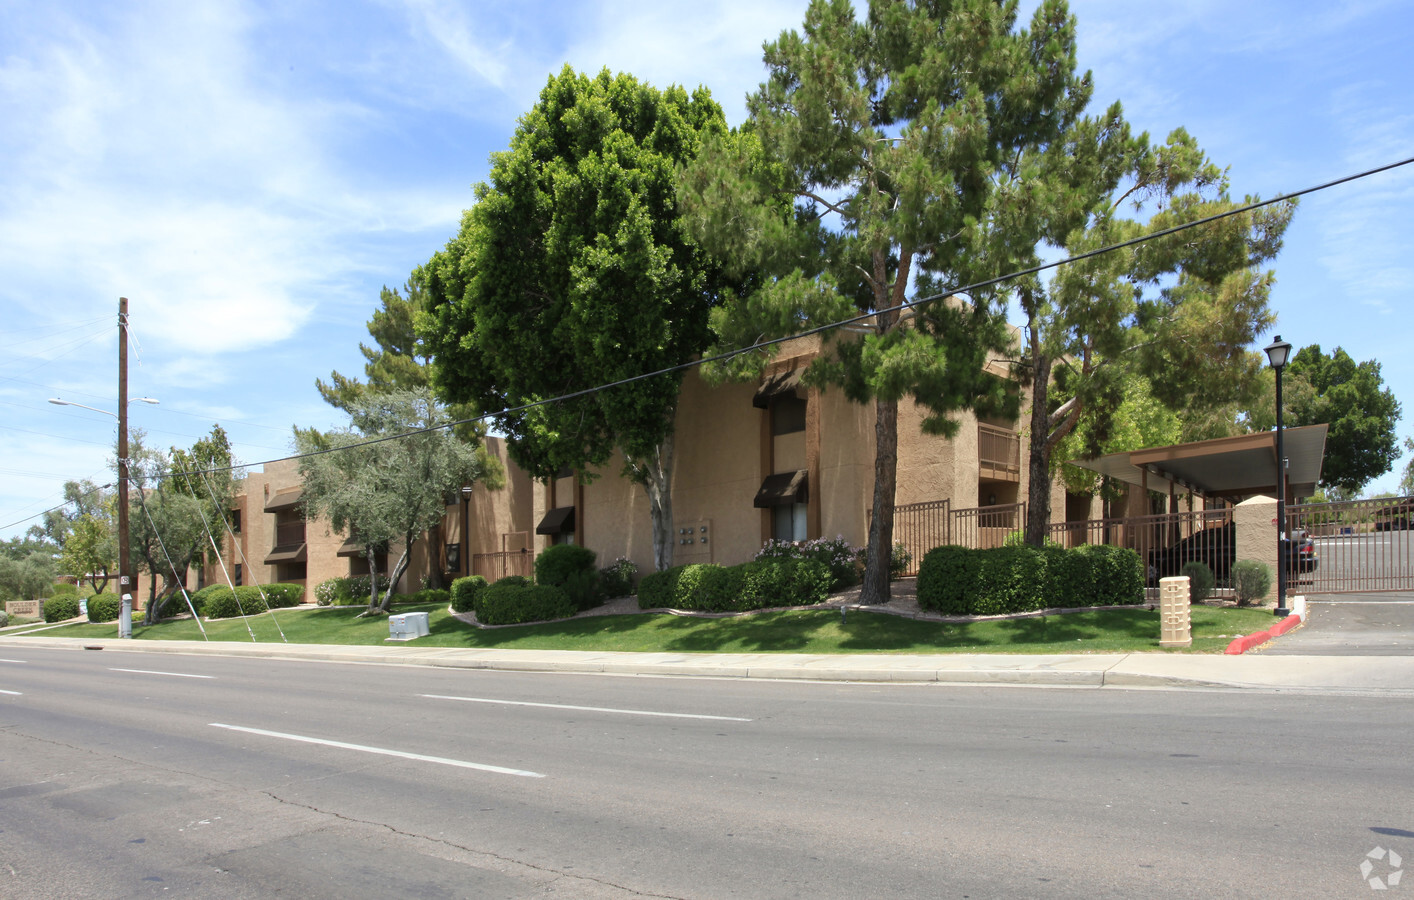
[1287,496,1414,593]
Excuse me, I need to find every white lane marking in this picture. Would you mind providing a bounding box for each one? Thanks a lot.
[110,668,214,679]
[420,694,752,722]
[0,689,21,695]
[209,724,545,778]
[0,659,27,663]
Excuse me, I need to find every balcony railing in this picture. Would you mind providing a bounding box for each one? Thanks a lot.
[978,423,1020,482]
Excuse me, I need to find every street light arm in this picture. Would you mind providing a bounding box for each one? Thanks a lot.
[48,397,159,417]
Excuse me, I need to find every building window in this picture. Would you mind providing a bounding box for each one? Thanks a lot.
[234,563,243,586]
[230,509,242,532]
[773,502,808,542]
[772,394,806,435]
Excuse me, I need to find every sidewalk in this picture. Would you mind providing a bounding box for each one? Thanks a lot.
[6,633,1413,695]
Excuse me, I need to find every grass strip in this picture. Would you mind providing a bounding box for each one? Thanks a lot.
[23,603,1275,654]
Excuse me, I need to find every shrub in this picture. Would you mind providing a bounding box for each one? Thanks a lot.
[972,546,1049,615]
[86,594,121,623]
[1078,545,1144,606]
[535,543,597,586]
[450,576,488,612]
[406,588,450,606]
[314,577,346,606]
[535,544,601,610]
[918,543,1144,616]
[474,580,574,625]
[200,584,304,619]
[637,566,680,609]
[1231,559,1272,607]
[599,557,639,598]
[917,545,978,615]
[1180,561,1216,604]
[42,595,81,623]
[889,542,913,580]
[737,558,832,610]
[49,581,80,598]
[0,610,8,628]
[756,536,861,590]
[496,575,530,587]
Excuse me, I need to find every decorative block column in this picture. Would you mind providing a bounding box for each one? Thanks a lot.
[1159,576,1192,648]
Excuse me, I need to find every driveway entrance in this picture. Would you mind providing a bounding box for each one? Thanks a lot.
[1263,590,1414,655]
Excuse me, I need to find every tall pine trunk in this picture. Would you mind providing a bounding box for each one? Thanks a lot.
[859,396,899,605]
[1025,351,1053,547]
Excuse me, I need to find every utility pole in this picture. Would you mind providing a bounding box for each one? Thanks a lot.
[117,297,133,638]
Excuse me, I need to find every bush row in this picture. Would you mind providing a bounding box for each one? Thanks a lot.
[314,574,389,606]
[917,544,1144,616]
[189,583,305,619]
[473,576,575,626]
[637,558,833,613]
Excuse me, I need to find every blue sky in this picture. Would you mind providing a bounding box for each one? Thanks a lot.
[3,0,1412,539]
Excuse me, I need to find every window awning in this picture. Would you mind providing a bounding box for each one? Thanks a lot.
[336,537,362,558]
[754,470,809,508]
[753,369,803,409]
[536,505,576,536]
[264,544,307,565]
[264,488,303,513]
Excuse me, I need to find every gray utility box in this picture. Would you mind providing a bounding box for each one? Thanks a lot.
[387,611,431,641]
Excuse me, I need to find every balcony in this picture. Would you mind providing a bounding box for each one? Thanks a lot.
[978,423,1021,482]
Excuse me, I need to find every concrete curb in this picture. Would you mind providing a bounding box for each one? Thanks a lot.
[0,635,1254,690]
[1224,596,1306,655]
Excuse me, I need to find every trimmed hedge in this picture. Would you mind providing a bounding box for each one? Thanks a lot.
[450,576,488,613]
[638,558,832,612]
[534,544,601,611]
[474,579,574,626]
[86,594,121,623]
[195,583,305,619]
[917,543,1144,616]
[42,595,81,623]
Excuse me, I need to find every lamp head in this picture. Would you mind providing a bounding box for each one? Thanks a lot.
[1264,335,1293,370]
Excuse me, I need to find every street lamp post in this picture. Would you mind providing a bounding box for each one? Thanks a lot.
[1264,335,1293,618]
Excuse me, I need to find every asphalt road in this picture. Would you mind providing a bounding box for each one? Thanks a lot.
[3,647,1412,898]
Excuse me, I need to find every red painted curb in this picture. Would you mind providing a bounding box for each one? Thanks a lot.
[1225,614,1302,654]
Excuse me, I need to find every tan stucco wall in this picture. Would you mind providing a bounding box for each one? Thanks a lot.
[1235,494,1280,604]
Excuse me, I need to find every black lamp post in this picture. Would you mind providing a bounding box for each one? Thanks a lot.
[1264,334,1293,617]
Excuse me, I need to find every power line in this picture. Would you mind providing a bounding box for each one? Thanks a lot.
[169,151,1412,480]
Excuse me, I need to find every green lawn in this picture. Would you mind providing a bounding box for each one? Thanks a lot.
[17,602,1274,654]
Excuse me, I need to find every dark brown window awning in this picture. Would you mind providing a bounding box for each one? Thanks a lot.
[264,544,307,565]
[264,488,303,513]
[336,537,361,558]
[753,369,803,409]
[754,470,808,508]
[536,505,576,536]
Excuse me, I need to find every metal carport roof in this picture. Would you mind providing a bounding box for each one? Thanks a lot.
[1067,424,1328,501]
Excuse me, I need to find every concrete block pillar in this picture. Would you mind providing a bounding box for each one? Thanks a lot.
[1159,576,1192,648]
[1234,495,1279,604]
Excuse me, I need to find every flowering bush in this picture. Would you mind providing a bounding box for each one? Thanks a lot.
[756,536,861,590]
[314,574,388,606]
[600,557,639,598]
[889,542,913,580]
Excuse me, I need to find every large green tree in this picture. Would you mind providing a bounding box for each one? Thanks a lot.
[296,389,499,614]
[420,66,736,571]
[1021,128,1293,542]
[681,0,1094,602]
[1285,344,1401,496]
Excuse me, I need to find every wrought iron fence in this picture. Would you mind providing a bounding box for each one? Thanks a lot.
[1288,496,1414,593]
[950,502,1026,551]
[472,549,534,581]
[891,499,950,576]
